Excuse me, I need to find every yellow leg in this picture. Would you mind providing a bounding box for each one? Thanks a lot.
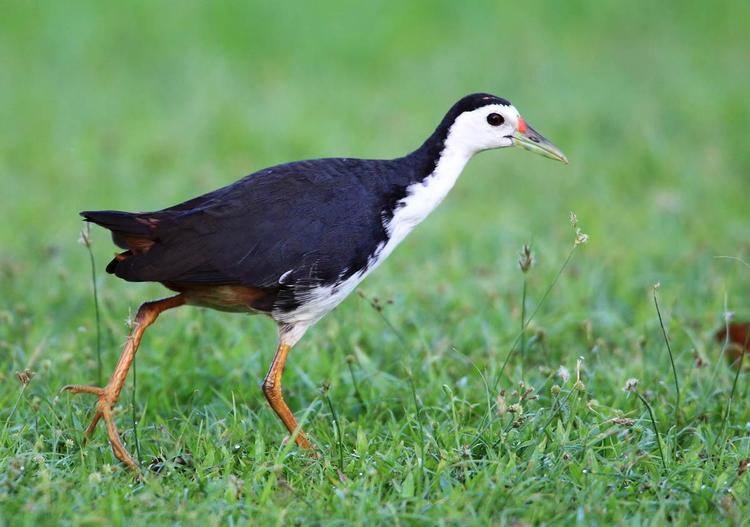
[262,340,313,449]
[64,295,185,472]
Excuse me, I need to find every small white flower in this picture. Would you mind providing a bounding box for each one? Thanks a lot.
[557,366,570,383]
[623,378,639,393]
[569,211,578,227]
[575,228,589,246]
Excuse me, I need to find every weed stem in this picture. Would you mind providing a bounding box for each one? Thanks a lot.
[497,244,578,384]
[653,289,680,421]
[132,353,141,461]
[82,224,103,385]
[720,327,749,448]
[323,388,344,474]
[636,391,667,474]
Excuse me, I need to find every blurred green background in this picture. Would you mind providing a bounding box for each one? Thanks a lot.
[2,1,748,317]
[1,1,749,524]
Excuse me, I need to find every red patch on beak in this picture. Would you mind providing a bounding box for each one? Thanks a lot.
[517,116,528,134]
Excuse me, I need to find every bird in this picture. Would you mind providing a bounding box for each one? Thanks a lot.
[65,93,567,472]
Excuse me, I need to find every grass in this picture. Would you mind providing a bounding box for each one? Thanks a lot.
[1,1,750,525]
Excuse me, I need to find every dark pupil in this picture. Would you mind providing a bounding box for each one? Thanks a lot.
[487,113,504,126]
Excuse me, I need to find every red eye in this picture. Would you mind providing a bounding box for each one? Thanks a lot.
[486,113,504,126]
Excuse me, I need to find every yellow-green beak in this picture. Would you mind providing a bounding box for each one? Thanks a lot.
[512,116,568,164]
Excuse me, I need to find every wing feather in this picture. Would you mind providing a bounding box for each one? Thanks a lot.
[84,158,405,289]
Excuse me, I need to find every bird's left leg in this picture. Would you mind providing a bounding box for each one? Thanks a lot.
[262,324,314,450]
[63,294,185,471]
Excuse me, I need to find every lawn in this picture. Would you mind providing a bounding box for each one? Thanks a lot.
[1,1,749,525]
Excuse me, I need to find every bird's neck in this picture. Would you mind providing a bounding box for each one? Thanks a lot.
[405,110,477,184]
[404,119,477,207]
[385,128,474,246]
[413,135,473,204]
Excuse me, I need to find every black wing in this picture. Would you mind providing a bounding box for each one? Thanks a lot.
[84,158,408,289]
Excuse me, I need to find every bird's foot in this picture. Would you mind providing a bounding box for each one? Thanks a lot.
[63,383,141,474]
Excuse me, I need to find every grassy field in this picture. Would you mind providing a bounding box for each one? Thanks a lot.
[1,1,749,525]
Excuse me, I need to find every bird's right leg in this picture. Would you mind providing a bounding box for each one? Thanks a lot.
[64,294,185,472]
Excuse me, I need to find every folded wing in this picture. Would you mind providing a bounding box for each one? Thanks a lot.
[84,159,396,290]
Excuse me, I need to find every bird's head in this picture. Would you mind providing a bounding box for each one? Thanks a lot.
[441,93,568,163]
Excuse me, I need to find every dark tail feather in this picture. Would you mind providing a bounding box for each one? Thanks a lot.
[80,210,154,237]
[81,211,161,275]
[105,252,131,274]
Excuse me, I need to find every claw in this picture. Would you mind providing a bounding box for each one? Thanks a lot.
[63,383,141,474]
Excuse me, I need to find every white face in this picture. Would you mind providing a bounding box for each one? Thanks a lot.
[444,103,521,154]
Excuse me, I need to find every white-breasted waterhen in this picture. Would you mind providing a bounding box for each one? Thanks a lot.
[66,93,567,472]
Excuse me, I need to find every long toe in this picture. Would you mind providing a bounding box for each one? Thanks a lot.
[64,384,140,474]
[82,410,103,440]
[99,405,141,474]
[63,384,107,396]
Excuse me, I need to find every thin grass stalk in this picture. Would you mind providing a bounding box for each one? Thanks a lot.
[409,375,426,492]
[357,291,408,346]
[520,279,527,356]
[2,383,30,440]
[132,351,141,461]
[322,386,344,474]
[346,357,367,412]
[496,244,578,385]
[374,307,407,346]
[720,327,749,449]
[653,288,680,420]
[636,391,667,474]
[81,224,103,385]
